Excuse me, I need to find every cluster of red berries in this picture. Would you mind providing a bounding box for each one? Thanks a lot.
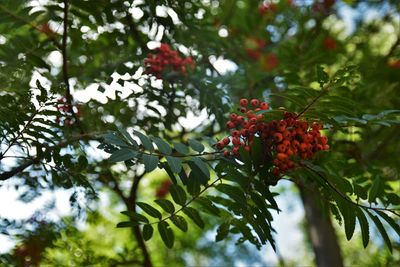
[155,179,173,198]
[55,97,80,126]
[144,43,195,79]
[216,99,329,176]
[245,38,267,60]
[323,37,338,51]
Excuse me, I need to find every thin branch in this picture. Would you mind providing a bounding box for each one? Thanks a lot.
[0,4,62,49]
[0,105,42,160]
[303,165,400,216]
[61,0,84,134]
[295,88,327,119]
[0,133,99,181]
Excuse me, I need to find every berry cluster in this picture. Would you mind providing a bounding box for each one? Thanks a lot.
[323,37,338,51]
[155,179,173,198]
[217,99,329,176]
[245,38,267,60]
[55,97,80,126]
[144,43,195,79]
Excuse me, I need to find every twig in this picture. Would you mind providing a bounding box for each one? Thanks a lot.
[0,132,99,181]
[295,89,327,119]
[62,0,84,133]
[303,165,400,216]
[0,4,62,49]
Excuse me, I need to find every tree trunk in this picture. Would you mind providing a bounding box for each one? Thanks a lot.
[299,187,344,267]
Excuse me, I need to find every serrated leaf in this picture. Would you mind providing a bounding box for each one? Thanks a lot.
[190,157,210,179]
[137,202,162,219]
[375,210,400,239]
[216,184,246,204]
[170,215,188,232]
[158,221,174,248]
[142,154,158,172]
[169,184,187,206]
[116,221,139,228]
[216,221,230,241]
[143,224,154,241]
[188,139,204,153]
[166,156,182,173]
[173,142,189,154]
[337,200,356,240]
[118,127,139,148]
[120,211,149,223]
[195,196,220,216]
[154,199,175,213]
[356,208,370,248]
[109,148,138,163]
[366,210,392,253]
[183,207,204,229]
[152,137,172,155]
[134,130,154,152]
[368,177,384,203]
[102,133,128,147]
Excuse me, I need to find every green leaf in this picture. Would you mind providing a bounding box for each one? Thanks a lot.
[195,196,220,216]
[216,221,230,241]
[158,221,174,248]
[116,221,139,228]
[134,130,154,152]
[356,208,370,248]
[154,199,175,213]
[183,207,204,228]
[366,210,392,253]
[169,184,187,206]
[173,142,189,154]
[166,156,182,173]
[120,211,149,223]
[337,200,356,240]
[368,177,384,203]
[191,157,210,179]
[117,127,139,148]
[142,224,154,241]
[170,215,188,232]
[152,137,172,155]
[142,154,158,172]
[188,139,204,153]
[216,184,246,204]
[102,133,128,147]
[109,148,138,163]
[375,210,400,239]
[137,202,162,219]
[316,65,329,87]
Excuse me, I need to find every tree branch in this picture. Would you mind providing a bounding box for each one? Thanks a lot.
[62,0,84,133]
[0,133,98,181]
[303,165,400,217]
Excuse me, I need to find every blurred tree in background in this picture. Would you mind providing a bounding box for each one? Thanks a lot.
[0,0,399,266]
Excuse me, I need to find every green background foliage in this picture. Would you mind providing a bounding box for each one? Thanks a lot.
[0,0,399,266]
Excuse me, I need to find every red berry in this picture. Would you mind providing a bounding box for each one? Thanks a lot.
[250,99,260,107]
[226,121,235,129]
[260,102,269,110]
[273,133,283,142]
[223,137,230,145]
[223,150,230,157]
[277,153,288,161]
[240,98,249,107]
[230,113,238,120]
[232,137,241,146]
[240,107,247,113]
[232,130,240,137]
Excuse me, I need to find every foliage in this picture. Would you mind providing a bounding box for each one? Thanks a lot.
[0,0,400,266]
